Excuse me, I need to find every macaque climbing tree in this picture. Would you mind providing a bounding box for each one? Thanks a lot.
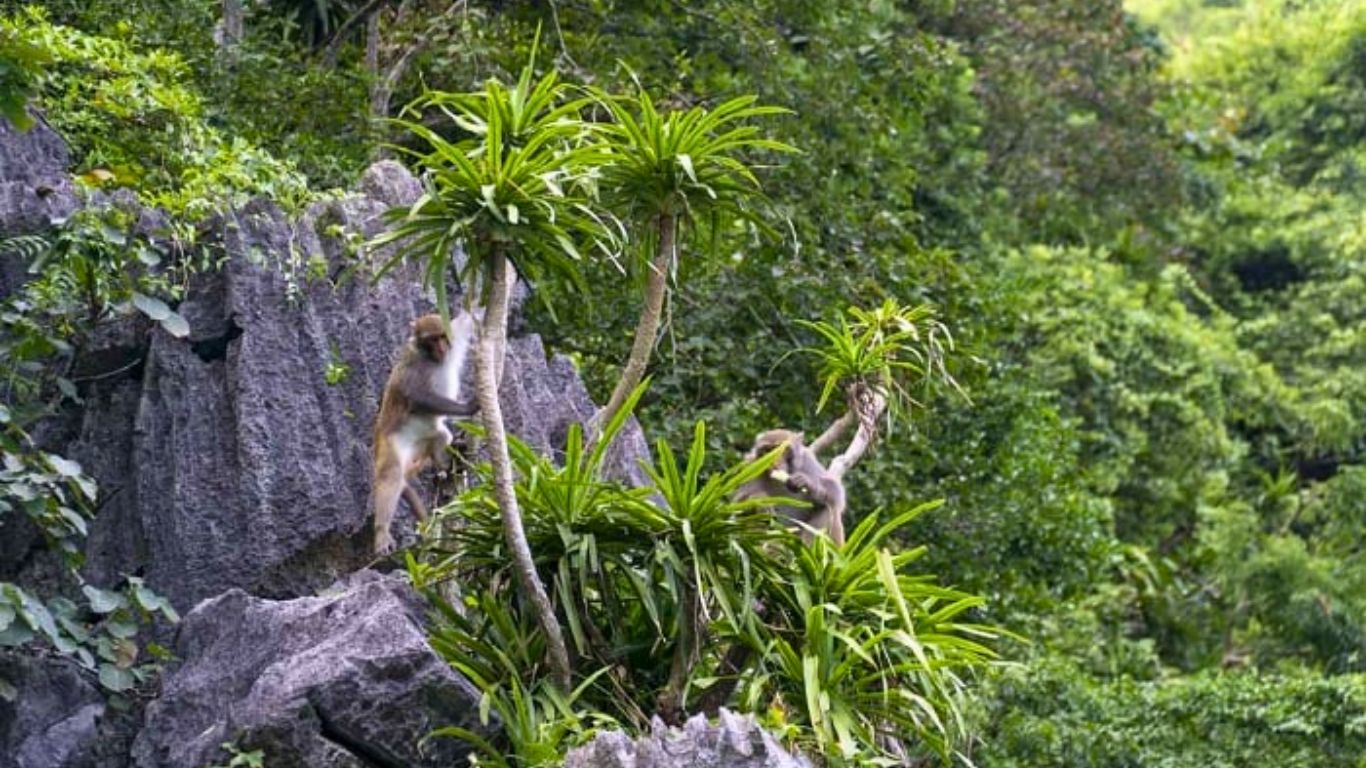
[373,57,617,692]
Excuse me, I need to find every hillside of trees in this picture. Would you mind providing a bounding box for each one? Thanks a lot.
[1,0,1362,765]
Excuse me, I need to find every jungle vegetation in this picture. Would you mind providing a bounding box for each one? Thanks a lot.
[1,0,1363,765]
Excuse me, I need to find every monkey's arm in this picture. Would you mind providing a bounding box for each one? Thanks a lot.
[785,471,844,508]
[398,380,479,416]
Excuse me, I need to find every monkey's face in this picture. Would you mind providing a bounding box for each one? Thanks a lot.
[746,430,802,468]
[410,314,452,362]
[418,331,450,362]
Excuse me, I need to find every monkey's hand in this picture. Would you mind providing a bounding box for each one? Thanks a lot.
[783,471,815,495]
[374,530,397,556]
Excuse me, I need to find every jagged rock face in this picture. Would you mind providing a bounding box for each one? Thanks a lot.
[0,655,103,768]
[53,160,651,610]
[0,653,138,768]
[564,710,813,768]
[0,114,78,232]
[1,134,653,768]
[0,114,79,298]
[73,188,436,608]
[130,571,491,768]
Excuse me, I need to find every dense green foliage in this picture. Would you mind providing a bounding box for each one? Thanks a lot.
[0,415,179,697]
[977,659,1366,767]
[414,400,1002,765]
[2,0,1364,764]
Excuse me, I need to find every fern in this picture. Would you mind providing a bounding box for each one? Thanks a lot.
[0,234,51,261]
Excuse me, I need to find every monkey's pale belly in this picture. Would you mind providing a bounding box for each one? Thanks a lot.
[393,416,452,464]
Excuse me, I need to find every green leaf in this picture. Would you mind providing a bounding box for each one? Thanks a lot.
[131,582,163,614]
[46,455,82,477]
[20,593,62,645]
[131,293,172,321]
[98,664,135,692]
[105,617,139,639]
[73,475,98,501]
[0,620,34,646]
[159,312,191,339]
[58,507,87,536]
[83,585,124,614]
[678,153,696,182]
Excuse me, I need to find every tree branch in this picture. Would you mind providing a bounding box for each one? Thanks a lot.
[371,0,464,126]
[593,213,676,445]
[477,251,573,691]
[322,0,395,67]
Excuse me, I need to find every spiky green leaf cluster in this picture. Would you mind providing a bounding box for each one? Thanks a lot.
[592,89,795,242]
[410,384,1003,764]
[799,298,966,417]
[740,502,1014,764]
[373,61,621,323]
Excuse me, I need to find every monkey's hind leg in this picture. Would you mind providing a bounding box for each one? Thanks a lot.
[372,447,408,555]
[404,430,452,524]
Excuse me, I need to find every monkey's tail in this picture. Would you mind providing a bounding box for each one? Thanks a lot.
[402,482,429,522]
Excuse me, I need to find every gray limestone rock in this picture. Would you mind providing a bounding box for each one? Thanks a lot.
[0,113,79,298]
[0,112,78,234]
[59,161,650,610]
[0,122,657,768]
[0,654,103,768]
[564,710,813,768]
[130,571,490,768]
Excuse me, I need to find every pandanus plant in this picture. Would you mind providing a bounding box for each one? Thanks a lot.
[373,56,618,691]
[589,89,794,442]
[800,299,967,480]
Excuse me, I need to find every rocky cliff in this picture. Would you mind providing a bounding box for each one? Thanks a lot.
[0,116,800,768]
[0,115,631,768]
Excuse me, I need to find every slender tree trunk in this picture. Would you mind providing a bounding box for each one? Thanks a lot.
[370,39,424,158]
[656,583,698,724]
[219,0,244,62]
[595,213,676,440]
[322,0,393,66]
[365,12,381,105]
[476,250,572,691]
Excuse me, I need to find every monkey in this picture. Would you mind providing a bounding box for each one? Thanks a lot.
[734,429,847,546]
[371,311,479,555]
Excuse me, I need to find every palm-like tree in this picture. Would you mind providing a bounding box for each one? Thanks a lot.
[374,61,616,691]
[590,91,793,440]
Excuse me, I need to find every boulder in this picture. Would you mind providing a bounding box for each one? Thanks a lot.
[131,571,490,768]
[0,655,103,768]
[564,710,812,768]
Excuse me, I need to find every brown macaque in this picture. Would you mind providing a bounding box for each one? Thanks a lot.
[735,429,847,546]
[371,311,479,555]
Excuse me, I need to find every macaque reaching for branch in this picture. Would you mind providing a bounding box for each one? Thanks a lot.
[371,311,479,555]
[735,429,847,545]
